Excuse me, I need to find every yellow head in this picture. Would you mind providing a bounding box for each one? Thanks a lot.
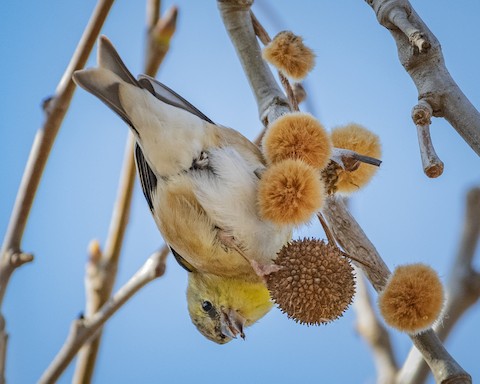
[187,273,273,344]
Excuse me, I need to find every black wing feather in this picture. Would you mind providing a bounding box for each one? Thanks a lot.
[137,75,215,124]
[134,143,157,212]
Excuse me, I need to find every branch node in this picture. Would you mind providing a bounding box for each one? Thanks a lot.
[412,101,444,178]
[87,239,103,264]
[9,251,34,267]
[376,2,431,53]
[41,96,55,114]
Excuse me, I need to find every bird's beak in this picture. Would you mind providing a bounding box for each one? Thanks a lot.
[220,308,246,340]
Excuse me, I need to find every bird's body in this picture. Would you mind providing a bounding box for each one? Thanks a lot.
[74,36,292,343]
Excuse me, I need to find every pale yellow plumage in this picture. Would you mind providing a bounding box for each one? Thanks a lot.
[73,36,292,344]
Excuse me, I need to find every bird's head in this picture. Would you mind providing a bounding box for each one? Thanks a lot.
[186,273,273,344]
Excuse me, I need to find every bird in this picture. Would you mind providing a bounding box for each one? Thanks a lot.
[73,36,292,343]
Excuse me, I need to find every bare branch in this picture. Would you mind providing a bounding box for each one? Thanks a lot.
[323,197,471,384]
[412,101,444,178]
[72,2,178,382]
[354,269,398,384]
[72,136,136,384]
[0,0,115,381]
[366,0,480,158]
[217,2,472,381]
[218,0,290,126]
[398,187,480,383]
[39,247,169,384]
[145,5,178,76]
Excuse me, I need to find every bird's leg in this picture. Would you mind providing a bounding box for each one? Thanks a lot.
[216,227,281,279]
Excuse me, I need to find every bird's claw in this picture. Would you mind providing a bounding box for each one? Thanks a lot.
[250,260,282,278]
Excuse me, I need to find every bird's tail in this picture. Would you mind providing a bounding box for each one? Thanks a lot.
[72,35,139,127]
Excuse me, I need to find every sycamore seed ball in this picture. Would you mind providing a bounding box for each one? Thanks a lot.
[267,238,355,325]
[257,159,325,225]
[378,263,444,334]
[262,31,316,81]
[262,113,332,169]
[327,123,382,194]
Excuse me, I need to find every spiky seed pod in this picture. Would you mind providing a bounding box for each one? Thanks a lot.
[327,124,381,194]
[262,112,332,169]
[378,264,444,334]
[262,31,315,81]
[258,159,325,225]
[267,238,355,325]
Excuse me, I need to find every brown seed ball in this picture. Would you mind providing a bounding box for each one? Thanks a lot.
[330,123,381,194]
[262,112,332,169]
[378,264,444,334]
[258,159,325,225]
[262,31,316,81]
[267,238,355,325]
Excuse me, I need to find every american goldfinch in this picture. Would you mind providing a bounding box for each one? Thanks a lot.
[73,36,292,343]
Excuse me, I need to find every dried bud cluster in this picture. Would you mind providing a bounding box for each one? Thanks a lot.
[325,124,382,194]
[258,159,325,225]
[262,112,332,169]
[258,113,330,226]
[378,263,444,334]
[258,30,381,225]
[267,238,355,325]
[262,31,315,81]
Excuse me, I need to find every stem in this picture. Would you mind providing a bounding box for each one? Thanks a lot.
[72,2,177,382]
[0,0,115,381]
[412,100,444,178]
[39,247,169,384]
[354,269,398,384]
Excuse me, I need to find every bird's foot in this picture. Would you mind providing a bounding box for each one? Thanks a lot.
[249,260,282,279]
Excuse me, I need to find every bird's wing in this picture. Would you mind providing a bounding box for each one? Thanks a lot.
[134,143,157,212]
[170,246,195,273]
[137,75,215,124]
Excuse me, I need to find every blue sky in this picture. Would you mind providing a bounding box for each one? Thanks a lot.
[1,1,479,383]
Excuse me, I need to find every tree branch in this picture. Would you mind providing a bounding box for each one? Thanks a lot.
[0,0,115,381]
[39,246,169,384]
[412,101,444,178]
[366,0,480,164]
[398,186,480,384]
[72,2,177,382]
[216,2,471,382]
[354,269,398,384]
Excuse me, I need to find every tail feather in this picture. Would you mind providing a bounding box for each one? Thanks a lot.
[97,35,139,86]
[73,67,133,128]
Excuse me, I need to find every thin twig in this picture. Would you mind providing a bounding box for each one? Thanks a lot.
[354,268,398,384]
[216,2,471,381]
[39,246,169,384]
[0,0,115,381]
[412,100,444,178]
[72,2,178,382]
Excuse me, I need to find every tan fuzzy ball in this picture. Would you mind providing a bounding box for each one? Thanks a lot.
[258,159,324,225]
[262,31,316,81]
[329,123,382,194]
[267,238,355,325]
[262,112,332,169]
[378,263,444,334]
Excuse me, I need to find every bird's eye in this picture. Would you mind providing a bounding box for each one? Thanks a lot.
[202,301,213,312]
